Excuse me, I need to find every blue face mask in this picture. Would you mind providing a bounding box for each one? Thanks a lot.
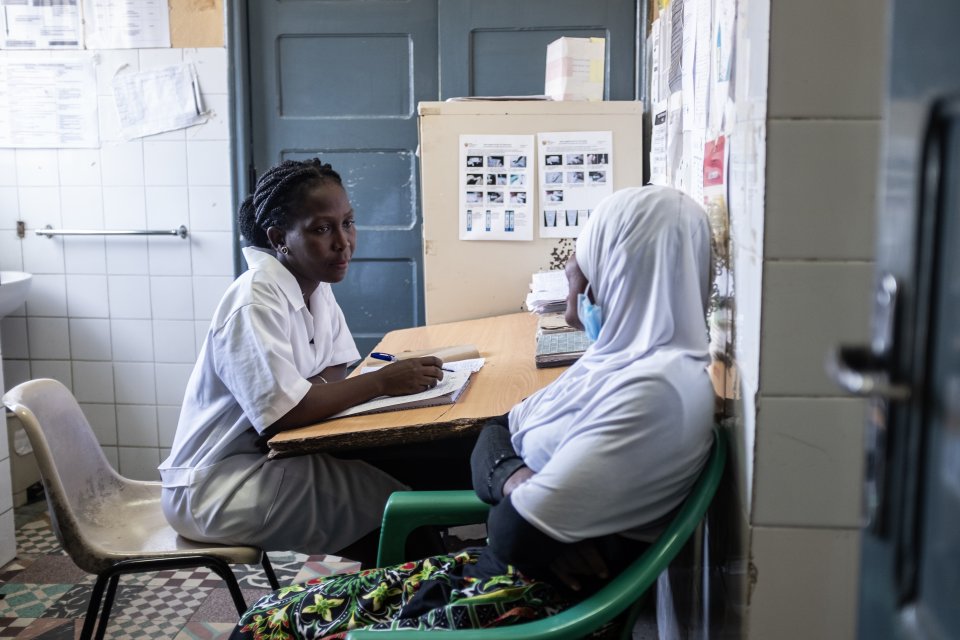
[577,284,603,341]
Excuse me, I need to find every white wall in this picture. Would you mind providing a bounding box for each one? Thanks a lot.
[744,0,886,637]
[0,47,234,482]
[0,328,15,565]
[657,0,887,636]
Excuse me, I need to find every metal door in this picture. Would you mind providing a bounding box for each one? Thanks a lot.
[827,0,960,635]
[907,101,960,636]
[439,0,638,100]
[240,0,439,357]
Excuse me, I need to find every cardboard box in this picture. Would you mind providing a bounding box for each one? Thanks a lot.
[544,37,606,101]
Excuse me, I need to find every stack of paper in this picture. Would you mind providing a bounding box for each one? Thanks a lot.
[525,269,568,314]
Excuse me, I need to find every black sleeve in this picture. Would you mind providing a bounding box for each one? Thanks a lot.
[470,417,527,505]
[469,494,564,582]
[474,496,651,594]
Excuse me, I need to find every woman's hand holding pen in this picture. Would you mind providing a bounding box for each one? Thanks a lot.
[270,356,443,431]
[372,356,445,396]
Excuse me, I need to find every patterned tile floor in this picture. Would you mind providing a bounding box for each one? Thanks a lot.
[1,501,658,639]
[0,501,360,639]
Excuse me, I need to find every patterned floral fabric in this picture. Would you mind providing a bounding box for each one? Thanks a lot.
[232,549,571,639]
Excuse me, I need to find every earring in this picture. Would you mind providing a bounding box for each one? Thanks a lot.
[280,246,289,255]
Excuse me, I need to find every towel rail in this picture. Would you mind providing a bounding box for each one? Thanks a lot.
[36,225,189,239]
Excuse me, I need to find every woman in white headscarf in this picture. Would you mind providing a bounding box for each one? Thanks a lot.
[502,184,715,546]
[231,185,716,639]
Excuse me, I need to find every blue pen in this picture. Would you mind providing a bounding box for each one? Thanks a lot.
[371,352,454,372]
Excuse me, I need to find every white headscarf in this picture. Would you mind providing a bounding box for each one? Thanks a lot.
[507,186,715,542]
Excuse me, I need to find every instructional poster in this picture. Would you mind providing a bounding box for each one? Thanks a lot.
[537,130,613,238]
[459,134,534,241]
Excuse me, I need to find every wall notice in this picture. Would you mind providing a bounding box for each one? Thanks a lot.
[0,0,82,49]
[112,63,208,139]
[459,134,535,242]
[537,130,613,239]
[81,0,170,49]
[0,55,98,147]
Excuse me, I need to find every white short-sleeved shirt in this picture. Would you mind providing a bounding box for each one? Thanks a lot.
[159,246,360,489]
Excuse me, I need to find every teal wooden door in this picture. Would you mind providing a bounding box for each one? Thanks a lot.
[439,0,637,100]
[241,0,438,357]
[238,0,638,356]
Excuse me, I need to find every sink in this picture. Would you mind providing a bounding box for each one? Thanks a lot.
[0,271,32,317]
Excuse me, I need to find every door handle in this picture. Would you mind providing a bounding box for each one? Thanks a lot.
[825,273,911,401]
[825,345,911,400]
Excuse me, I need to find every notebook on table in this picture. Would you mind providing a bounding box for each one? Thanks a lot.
[534,329,592,368]
[332,346,486,420]
[327,369,475,419]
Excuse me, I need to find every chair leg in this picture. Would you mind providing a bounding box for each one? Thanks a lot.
[203,557,249,615]
[93,574,121,640]
[617,594,649,640]
[79,574,110,640]
[78,555,259,633]
[261,552,281,590]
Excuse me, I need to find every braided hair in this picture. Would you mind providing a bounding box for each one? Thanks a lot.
[238,159,344,249]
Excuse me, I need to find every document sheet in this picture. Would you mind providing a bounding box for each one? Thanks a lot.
[459,134,534,241]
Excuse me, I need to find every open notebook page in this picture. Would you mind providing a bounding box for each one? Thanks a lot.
[327,369,474,420]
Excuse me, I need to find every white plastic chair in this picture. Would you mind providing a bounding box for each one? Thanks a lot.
[2,378,280,640]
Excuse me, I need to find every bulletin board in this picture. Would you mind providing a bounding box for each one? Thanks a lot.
[417,100,644,325]
[169,0,224,48]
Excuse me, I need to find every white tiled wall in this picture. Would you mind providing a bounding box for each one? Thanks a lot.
[741,0,888,637]
[753,397,866,528]
[748,527,861,639]
[0,47,234,482]
[765,120,879,261]
[0,328,14,566]
[759,261,874,396]
[767,0,885,120]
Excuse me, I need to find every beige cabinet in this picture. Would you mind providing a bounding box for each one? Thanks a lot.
[417,101,644,324]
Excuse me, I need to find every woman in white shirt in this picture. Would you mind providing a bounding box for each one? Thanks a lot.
[159,159,444,565]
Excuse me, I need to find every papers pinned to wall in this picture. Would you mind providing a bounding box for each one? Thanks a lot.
[0,0,209,50]
[0,55,99,147]
[538,130,613,239]
[81,0,170,49]
[459,134,535,241]
[111,63,208,139]
[649,104,668,186]
[0,0,83,49]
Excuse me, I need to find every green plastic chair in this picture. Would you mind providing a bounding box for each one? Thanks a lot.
[347,426,727,640]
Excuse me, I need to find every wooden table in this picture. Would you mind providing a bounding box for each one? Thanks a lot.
[268,313,566,458]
